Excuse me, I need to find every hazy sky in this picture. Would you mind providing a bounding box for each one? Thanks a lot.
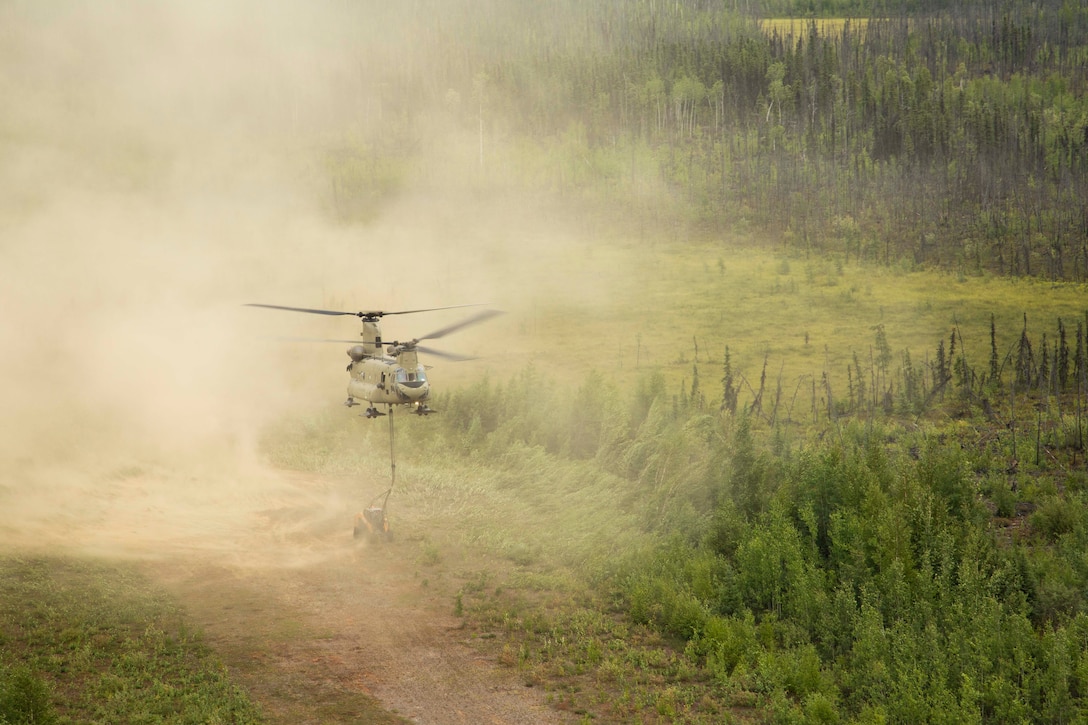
[2,3,338,458]
[0,0,611,478]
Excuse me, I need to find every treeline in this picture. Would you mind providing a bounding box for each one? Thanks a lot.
[327,0,1088,280]
[754,0,1078,20]
[755,312,1088,426]
[414,315,1088,721]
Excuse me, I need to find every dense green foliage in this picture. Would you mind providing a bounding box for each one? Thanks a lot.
[0,557,263,725]
[631,428,1088,722]
[446,367,1088,720]
[329,0,1088,280]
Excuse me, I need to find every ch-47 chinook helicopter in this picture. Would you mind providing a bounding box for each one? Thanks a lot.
[246,303,501,418]
[246,301,500,541]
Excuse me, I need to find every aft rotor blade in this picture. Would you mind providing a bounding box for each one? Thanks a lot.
[417,309,504,342]
[383,303,488,316]
[415,345,478,362]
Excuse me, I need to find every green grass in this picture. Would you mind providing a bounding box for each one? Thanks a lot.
[0,555,263,725]
[630,245,1085,396]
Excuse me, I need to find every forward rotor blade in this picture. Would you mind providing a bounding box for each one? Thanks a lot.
[245,303,488,318]
[275,337,367,344]
[246,303,360,316]
[417,309,504,342]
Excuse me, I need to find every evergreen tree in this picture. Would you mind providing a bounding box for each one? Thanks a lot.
[721,345,739,414]
[1016,314,1036,392]
[1058,318,1070,390]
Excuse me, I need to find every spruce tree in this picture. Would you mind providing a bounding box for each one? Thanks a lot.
[1058,318,1070,390]
[1016,313,1035,392]
[721,345,738,414]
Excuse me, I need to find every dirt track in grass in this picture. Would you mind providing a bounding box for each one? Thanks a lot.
[0,463,573,725]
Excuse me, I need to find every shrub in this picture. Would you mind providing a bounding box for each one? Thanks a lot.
[1031,496,1085,543]
[0,664,56,725]
[701,613,758,682]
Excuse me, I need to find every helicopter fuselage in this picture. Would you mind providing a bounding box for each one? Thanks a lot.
[345,345,431,413]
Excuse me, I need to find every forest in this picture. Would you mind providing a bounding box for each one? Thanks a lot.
[329,0,1088,281]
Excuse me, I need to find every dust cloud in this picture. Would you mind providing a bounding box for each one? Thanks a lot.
[0,1,607,557]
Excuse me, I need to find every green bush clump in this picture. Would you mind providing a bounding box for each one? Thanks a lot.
[0,664,56,725]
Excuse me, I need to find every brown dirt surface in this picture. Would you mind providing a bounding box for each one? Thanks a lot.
[0,460,575,724]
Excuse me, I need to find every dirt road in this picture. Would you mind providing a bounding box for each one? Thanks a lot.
[0,460,573,724]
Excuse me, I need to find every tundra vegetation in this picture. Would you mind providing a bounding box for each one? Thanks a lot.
[5,0,1088,722]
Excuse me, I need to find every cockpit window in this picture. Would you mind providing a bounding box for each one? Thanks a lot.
[394,367,427,384]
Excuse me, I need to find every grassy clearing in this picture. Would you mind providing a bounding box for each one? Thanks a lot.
[759,17,868,37]
[0,555,263,725]
[455,237,1087,414]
